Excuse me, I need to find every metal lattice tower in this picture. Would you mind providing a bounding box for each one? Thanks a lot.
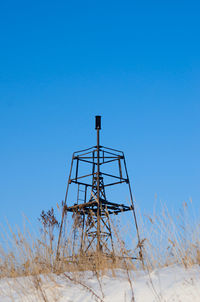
[57,116,143,260]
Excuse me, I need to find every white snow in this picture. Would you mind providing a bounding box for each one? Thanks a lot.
[0,265,200,301]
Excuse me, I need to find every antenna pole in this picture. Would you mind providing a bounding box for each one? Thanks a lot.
[95,116,101,253]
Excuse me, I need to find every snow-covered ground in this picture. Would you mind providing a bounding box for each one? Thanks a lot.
[0,265,200,301]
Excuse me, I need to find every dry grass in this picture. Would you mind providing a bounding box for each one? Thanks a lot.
[140,201,200,270]
[0,201,200,301]
[1,202,200,277]
[0,218,137,279]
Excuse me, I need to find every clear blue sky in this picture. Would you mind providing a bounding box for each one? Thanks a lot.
[0,0,200,230]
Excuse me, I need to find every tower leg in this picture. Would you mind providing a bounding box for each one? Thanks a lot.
[56,157,74,260]
[123,155,144,266]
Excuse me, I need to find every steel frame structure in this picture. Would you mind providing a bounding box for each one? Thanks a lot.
[57,116,143,260]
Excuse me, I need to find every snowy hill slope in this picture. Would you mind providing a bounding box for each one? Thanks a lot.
[0,265,200,302]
